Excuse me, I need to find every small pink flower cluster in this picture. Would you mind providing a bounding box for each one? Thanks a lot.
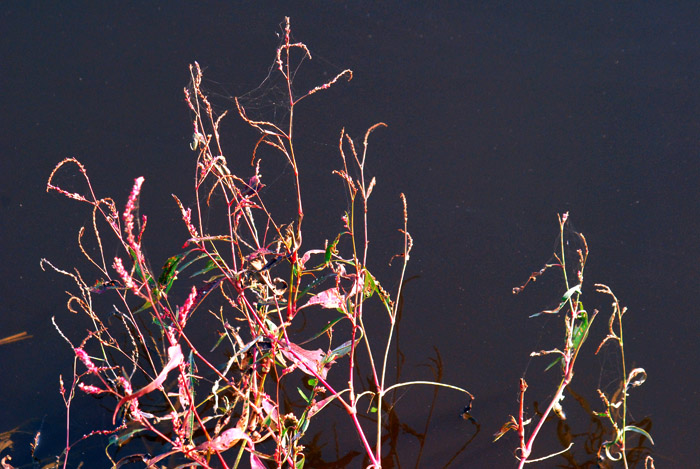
[181,206,199,239]
[112,257,135,290]
[166,326,177,347]
[170,410,185,446]
[74,347,98,373]
[178,286,198,329]
[123,176,145,249]
[115,376,143,423]
[78,382,106,395]
[177,367,193,409]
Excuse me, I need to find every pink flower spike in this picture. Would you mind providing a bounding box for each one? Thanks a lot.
[171,410,185,444]
[181,206,198,238]
[75,347,98,373]
[113,257,135,290]
[123,176,145,247]
[116,376,133,395]
[177,368,192,409]
[178,286,198,329]
[78,382,107,395]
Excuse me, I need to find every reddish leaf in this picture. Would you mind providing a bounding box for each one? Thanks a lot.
[281,342,329,379]
[261,395,279,421]
[195,428,251,453]
[304,287,344,310]
[112,344,184,424]
[308,394,338,418]
[250,449,266,469]
[299,249,324,269]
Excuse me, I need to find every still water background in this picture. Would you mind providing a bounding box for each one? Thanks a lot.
[2,2,698,467]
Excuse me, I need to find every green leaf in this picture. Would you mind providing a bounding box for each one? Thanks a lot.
[530,284,581,318]
[363,269,392,314]
[178,251,209,272]
[299,414,310,433]
[177,252,226,278]
[543,307,594,372]
[132,300,153,315]
[296,273,337,302]
[158,253,184,287]
[107,426,146,448]
[128,247,155,288]
[297,387,310,403]
[323,338,361,364]
[190,258,219,278]
[324,232,345,265]
[561,284,582,303]
[210,332,228,352]
[622,425,654,445]
[571,309,593,352]
[544,356,562,372]
[158,250,195,294]
[302,316,346,343]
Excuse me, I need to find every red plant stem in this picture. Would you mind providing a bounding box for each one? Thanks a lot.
[282,343,380,468]
[350,408,380,467]
[62,369,75,469]
[518,358,574,468]
[518,378,527,456]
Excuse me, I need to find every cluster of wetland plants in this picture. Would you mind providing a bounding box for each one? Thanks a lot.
[15,18,653,469]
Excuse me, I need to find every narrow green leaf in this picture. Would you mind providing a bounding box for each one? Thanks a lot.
[262,414,273,428]
[324,232,345,265]
[561,284,582,303]
[178,251,211,272]
[297,387,310,403]
[530,284,582,318]
[132,300,153,315]
[108,427,146,448]
[128,247,155,287]
[190,259,219,278]
[622,425,654,445]
[572,309,593,352]
[158,249,195,294]
[301,316,346,344]
[158,253,184,287]
[544,356,562,372]
[323,338,361,364]
[363,269,392,313]
[296,273,337,301]
[210,332,228,352]
[299,414,310,433]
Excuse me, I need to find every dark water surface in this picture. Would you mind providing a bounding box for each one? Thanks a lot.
[2,2,698,467]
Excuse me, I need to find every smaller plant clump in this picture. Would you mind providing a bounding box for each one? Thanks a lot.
[495,213,654,468]
[41,18,470,469]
